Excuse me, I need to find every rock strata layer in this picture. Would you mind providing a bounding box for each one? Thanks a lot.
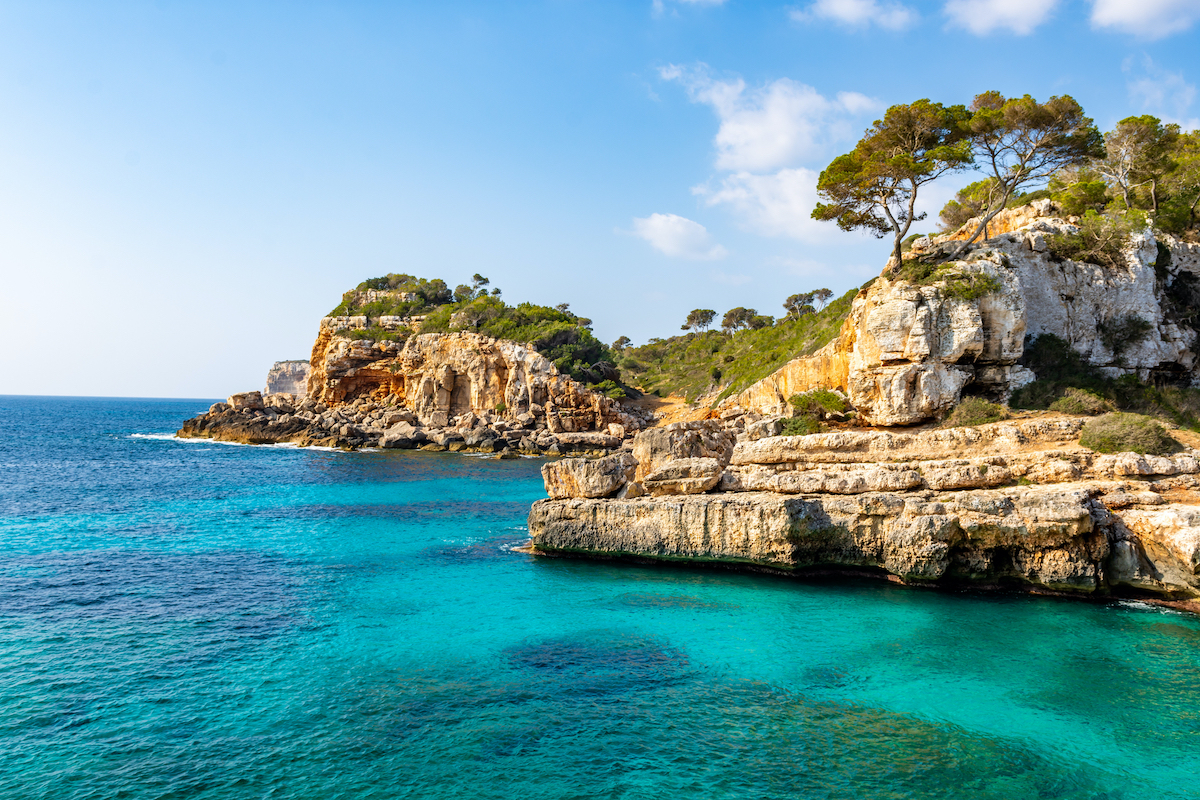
[529,417,1200,602]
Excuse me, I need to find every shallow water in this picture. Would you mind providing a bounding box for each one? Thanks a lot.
[2,395,1198,799]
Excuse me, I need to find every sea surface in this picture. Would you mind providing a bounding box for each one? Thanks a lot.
[2,395,1199,799]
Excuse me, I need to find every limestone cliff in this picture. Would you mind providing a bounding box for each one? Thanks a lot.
[721,201,1200,426]
[530,416,1200,604]
[306,319,635,433]
[264,360,310,397]
[181,307,642,452]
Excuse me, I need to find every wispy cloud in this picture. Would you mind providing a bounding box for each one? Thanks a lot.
[628,213,729,260]
[789,0,918,30]
[659,63,878,172]
[660,63,877,243]
[694,168,831,242]
[1126,56,1200,130]
[943,0,1059,35]
[1091,0,1200,38]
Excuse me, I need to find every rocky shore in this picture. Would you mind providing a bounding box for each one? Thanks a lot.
[182,202,1200,607]
[529,415,1200,604]
[178,388,634,455]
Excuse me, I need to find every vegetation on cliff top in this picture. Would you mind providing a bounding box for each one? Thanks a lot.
[327,273,620,389]
[617,287,857,403]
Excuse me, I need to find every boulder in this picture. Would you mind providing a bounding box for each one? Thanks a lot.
[228,391,265,411]
[541,452,637,500]
[643,457,724,496]
[631,421,736,483]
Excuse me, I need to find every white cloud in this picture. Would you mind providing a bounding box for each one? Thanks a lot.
[694,168,831,242]
[1091,0,1200,38]
[943,0,1059,35]
[1126,57,1200,130]
[660,63,879,172]
[628,213,729,260]
[790,0,918,30]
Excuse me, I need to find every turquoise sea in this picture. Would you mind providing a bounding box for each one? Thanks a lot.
[3,395,1200,799]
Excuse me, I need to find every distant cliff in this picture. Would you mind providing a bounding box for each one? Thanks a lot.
[179,277,646,452]
[264,361,310,397]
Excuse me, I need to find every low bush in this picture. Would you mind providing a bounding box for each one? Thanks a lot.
[943,397,1008,428]
[780,417,820,436]
[1048,388,1113,416]
[1046,210,1145,269]
[894,259,1003,301]
[1098,313,1153,363]
[1079,413,1180,455]
[789,389,850,418]
[334,326,408,342]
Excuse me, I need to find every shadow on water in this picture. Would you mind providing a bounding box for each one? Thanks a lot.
[304,643,1131,800]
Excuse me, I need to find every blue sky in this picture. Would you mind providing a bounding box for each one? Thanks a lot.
[1,0,1198,398]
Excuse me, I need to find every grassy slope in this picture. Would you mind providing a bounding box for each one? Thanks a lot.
[619,288,859,404]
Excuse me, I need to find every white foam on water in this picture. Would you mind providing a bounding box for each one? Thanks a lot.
[1113,599,1181,616]
[127,434,343,452]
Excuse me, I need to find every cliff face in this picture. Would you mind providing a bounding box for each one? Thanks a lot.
[306,320,634,432]
[530,417,1200,603]
[181,310,643,451]
[264,360,311,397]
[722,202,1200,426]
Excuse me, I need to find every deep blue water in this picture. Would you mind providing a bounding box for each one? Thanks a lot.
[2,395,1199,799]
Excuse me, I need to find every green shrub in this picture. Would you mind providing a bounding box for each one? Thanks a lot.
[943,397,1009,428]
[780,417,820,436]
[1098,313,1153,363]
[1012,333,1200,431]
[334,326,408,342]
[1048,388,1113,416]
[894,259,1003,301]
[1046,210,1146,269]
[593,379,627,400]
[789,389,850,417]
[1079,413,1180,455]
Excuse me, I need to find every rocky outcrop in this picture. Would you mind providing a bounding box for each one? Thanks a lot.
[305,322,637,434]
[182,309,647,452]
[529,416,1200,602]
[721,201,1200,426]
[265,361,310,397]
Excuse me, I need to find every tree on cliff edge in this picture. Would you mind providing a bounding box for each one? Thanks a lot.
[812,99,972,265]
[951,92,1102,255]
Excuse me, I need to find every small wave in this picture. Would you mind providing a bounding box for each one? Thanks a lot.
[127,434,342,452]
[1113,599,1180,615]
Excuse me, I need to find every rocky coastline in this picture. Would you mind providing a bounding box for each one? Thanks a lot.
[527,204,1200,607]
[182,203,1200,608]
[528,414,1200,606]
